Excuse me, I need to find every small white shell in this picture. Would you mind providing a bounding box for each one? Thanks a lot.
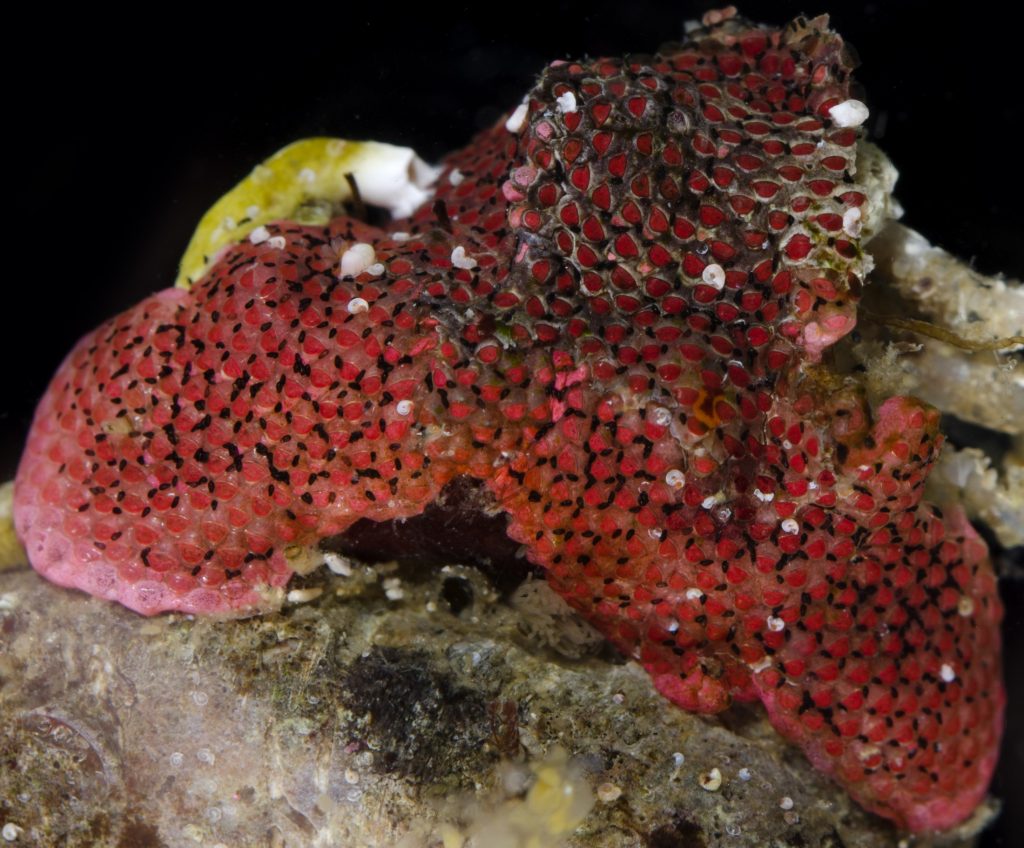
[248,225,270,245]
[699,767,723,791]
[505,102,529,133]
[340,242,376,276]
[451,246,477,270]
[702,263,726,290]
[556,91,578,114]
[828,99,869,128]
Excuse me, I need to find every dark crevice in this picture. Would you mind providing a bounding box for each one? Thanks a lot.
[321,476,537,596]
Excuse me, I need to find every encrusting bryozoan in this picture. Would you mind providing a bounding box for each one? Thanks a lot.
[12,7,1004,833]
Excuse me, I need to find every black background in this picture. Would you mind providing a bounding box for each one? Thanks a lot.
[7,1,1022,843]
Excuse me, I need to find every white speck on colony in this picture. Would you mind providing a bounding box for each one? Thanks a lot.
[169,751,184,768]
[344,768,361,784]
[828,99,869,128]
[738,767,752,781]
[858,744,881,762]
[299,167,316,184]
[505,101,529,133]
[396,400,414,416]
[940,663,956,683]
[2,823,23,842]
[246,204,261,218]
[197,748,216,765]
[597,782,622,803]
[843,206,863,236]
[651,406,672,426]
[699,767,723,791]
[665,469,686,489]
[685,588,703,601]
[451,245,477,269]
[749,655,772,673]
[347,297,369,314]
[556,91,578,114]
[754,489,775,502]
[701,495,718,510]
[673,752,686,767]
[779,796,794,810]
[392,231,411,241]
[781,518,799,534]
[340,242,376,276]
[702,263,726,290]
[767,616,786,632]
[248,225,270,245]
[267,236,287,250]
[366,263,385,276]
[612,691,626,704]
[324,552,353,576]
[449,168,466,186]
[958,596,975,617]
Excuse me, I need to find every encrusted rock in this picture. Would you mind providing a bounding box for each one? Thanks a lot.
[0,564,993,847]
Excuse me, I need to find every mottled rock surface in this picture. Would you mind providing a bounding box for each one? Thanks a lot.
[0,562,993,847]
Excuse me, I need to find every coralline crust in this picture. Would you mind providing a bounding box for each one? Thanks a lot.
[13,9,1004,832]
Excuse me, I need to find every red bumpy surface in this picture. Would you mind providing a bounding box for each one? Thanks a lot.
[14,12,1003,832]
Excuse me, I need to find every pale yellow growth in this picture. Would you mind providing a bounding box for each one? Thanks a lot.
[0,480,27,571]
[431,748,595,848]
[177,139,359,288]
[518,751,595,842]
[176,138,440,289]
[439,822,467,848]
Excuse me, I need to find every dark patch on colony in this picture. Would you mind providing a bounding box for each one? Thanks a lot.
[325,476,535,597]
